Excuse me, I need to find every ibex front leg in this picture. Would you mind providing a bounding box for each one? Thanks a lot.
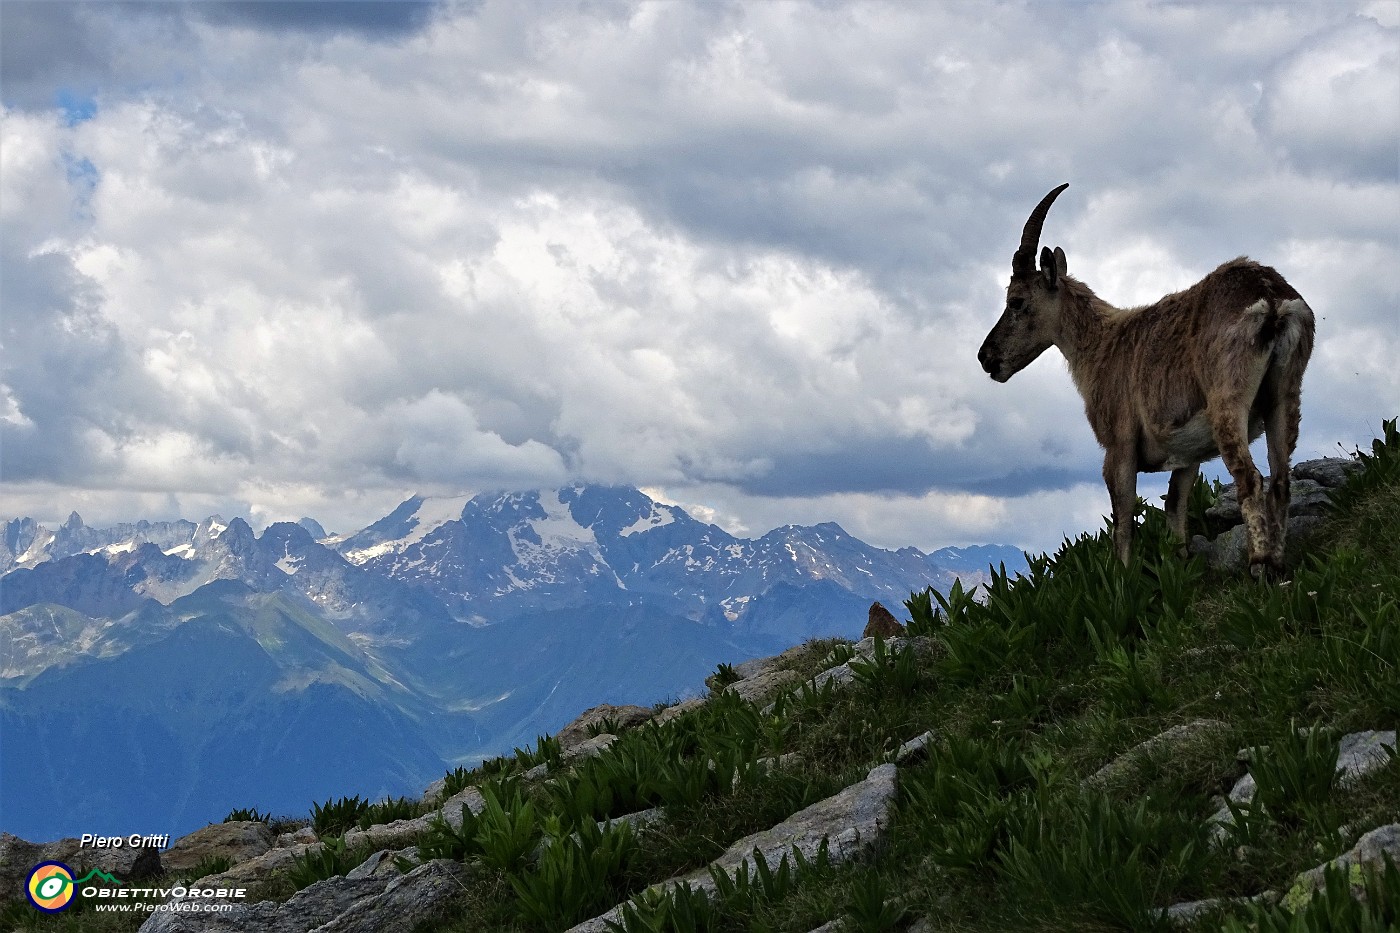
[1165,464,1199,558]
[1104,451,1139,566]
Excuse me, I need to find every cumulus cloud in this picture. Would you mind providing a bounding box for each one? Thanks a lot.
[1,0,1396,555]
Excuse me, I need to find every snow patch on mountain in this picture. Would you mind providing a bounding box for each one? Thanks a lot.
[618,502,677,537]
[339,495,470,564]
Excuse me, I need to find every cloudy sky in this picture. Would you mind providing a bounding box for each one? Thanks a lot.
[2,0,1397,555]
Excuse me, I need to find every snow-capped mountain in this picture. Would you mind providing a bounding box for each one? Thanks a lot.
[327,485,998,624]
[1,485,1026,840]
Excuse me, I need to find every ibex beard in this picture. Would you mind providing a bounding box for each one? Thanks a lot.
[978,184,1315,578]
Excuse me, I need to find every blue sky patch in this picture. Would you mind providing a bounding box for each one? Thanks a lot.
[56,89,97,126]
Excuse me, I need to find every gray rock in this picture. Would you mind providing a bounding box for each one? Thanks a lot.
[276,826,317,847]
[0,832,162,903]
[654,696,707,725]
[563,732,618,762]
[1084,720,1231,789]
[138,872,391,933]
[555,704,654,752]
[420,775,448,805]
[725,667,801,705]
[1285,823,1400,907]
[1284,478,1333,518]
[341,814,435,854]
[732,643,820,681]
[1209,731,1396,843]
[1335,730,1395,786]
[895,730,936,766]
[181,842,316,888]
[1192,524,1248,573]
[163,821,275,874]
[343,849,396,881]
[1292,457,1360,488]
[1206,476,1329,523]
[566,763,899,932]
[438,785,488,830]
[316,859,468,933]
[1163,891,1279,925]
[599,807,668,835]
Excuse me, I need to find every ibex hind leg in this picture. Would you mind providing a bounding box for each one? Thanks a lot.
[1260,300,1314,573]
[1209,399,1276,579]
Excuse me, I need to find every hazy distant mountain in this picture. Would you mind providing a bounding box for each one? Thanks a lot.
[1,485,1026,839]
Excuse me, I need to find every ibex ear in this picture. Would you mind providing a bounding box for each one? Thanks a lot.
[1040,246,1059,290]
[1053,246,1067,278]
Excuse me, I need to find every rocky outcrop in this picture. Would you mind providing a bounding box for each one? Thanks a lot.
[0,832,162,903]
[555,703,655,752]
[138,859,467,933]
[725,667,801,705]
[862,602,905,638]
[1208,730,1396,842]
[160,821,275,874]
[566,763,900,932]
[1284,822,1400,906]
[1084,719,1232,790]
[1190,457,1359,572]
[1165,822,1400,925]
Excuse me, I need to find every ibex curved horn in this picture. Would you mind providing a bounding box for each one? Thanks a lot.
[1012,183,1069,275]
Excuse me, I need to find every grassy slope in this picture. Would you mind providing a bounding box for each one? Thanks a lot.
[10,422,1398,933]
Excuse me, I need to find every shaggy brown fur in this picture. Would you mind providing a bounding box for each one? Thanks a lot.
[978,185,1315,576]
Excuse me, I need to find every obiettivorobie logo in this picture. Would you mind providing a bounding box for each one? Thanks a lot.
[23,857,248,916]
[25,862,122,913]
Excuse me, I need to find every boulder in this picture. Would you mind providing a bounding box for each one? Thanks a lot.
[138,869,392,933]
[1084,719,1231,790]
[1209,731,1396,843]
[420,775,449,805]
[1335,730,1396,787]
[724,667,801,706]
[1291,457,1360,488]
[732,643,821,681]
[1284,823,1400,907]
[344,847,412,880]
[162,821,275,874]
[182,842,316,889]
[275,826,317,848]
[555,704,655,752]
[566,763,899,932]
[0,832,162,903]
[1192,459,1358,572]
[654,696,707,725]
[895,730,937,766]
[1163,892,1279,925]
[315,859,468,933]
[862,602,905,639]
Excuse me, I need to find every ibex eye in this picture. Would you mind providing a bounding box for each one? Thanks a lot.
[1008,298,1024,311]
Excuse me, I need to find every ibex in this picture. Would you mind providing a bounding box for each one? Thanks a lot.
[978,184,1314,577]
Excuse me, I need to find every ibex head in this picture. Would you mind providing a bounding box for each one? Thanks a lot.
[978,183,1070,382]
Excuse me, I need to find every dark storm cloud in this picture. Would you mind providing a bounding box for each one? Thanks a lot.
[0,1,439,111]
[190,1,439,35]
[0,2,117,109]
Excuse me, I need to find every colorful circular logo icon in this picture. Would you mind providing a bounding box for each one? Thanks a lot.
[26,861,76,913]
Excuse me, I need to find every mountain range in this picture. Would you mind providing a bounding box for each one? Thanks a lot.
[1,485,1025,841]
